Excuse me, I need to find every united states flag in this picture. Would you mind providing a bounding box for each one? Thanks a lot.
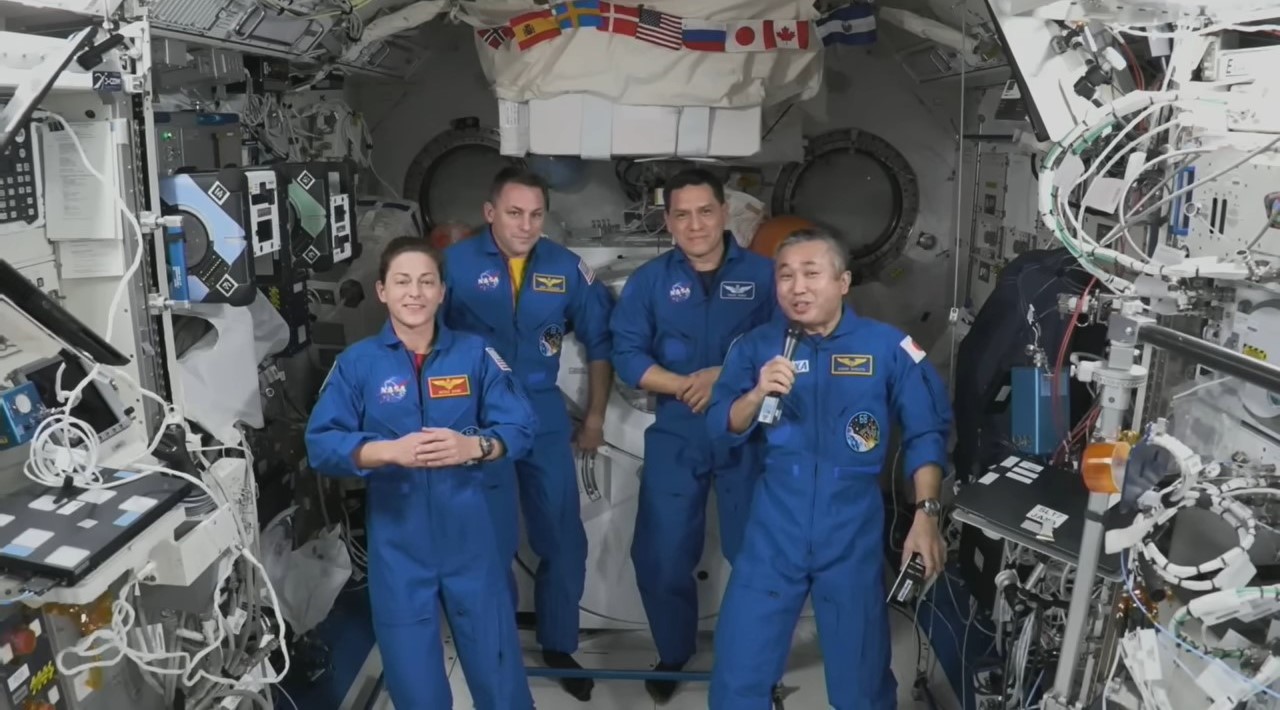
[636,8,681,50]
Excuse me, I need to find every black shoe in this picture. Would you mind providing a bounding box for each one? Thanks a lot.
[644,661,685,704]
[542,650,593,702]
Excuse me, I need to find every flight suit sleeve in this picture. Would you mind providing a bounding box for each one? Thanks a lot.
[706,334,759,445]
[610,273,657,388]
[305,355,380,478]
[569,259,614,363]
[477,345,539,461]
[888,335,954,477]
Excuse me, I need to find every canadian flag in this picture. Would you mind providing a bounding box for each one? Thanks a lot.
[771,20,811,50]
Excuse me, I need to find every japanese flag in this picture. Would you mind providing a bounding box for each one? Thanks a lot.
[726,20,776,52]
[900,335,927,364]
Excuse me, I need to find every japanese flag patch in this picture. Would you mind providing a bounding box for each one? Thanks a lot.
[486,347,512,372]
[578,259,595,285]
[899,335,927,364]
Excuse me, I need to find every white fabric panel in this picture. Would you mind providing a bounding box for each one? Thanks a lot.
[459,0,824,108]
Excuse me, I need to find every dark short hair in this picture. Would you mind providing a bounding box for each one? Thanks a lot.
[776,228,849,273]
[489,165,551,210]
[379,236,445,282]
[663,168,725,211]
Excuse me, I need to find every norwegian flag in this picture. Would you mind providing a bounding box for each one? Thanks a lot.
[598,2,640,36]
[477,26,514,49]
[635,7,682,49]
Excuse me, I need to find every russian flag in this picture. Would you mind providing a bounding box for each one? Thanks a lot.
[683,19,727,52]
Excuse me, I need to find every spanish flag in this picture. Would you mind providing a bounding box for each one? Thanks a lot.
[510,8,561,50]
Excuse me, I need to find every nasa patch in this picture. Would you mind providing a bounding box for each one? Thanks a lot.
[669,281,692,303]
[378,376,409,404]
[845,411,881,453]
[477,269,501,291]
[540,323,565,357]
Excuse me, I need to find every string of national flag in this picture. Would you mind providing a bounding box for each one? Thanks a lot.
[475,1,877,53]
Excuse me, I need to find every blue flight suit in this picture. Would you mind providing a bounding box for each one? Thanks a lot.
[706,306,952,709]
[305,320,537,710]
[611,234,777,667]
[443,230,614,654]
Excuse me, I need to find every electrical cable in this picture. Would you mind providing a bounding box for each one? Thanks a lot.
[16,113,290,694]
[1120,550,1280,701]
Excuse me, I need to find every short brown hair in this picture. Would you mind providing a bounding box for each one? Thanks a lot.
[489,166,551,209]
[378,236,445,282]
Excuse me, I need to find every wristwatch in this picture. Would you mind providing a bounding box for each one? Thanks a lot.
[916,498,941,518]
[477,436,495,461]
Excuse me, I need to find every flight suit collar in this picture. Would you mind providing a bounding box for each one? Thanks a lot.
[830,305,859,338]
[377,316,455,351]
[800,305,859,343]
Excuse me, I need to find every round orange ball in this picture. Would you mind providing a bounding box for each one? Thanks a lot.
[750,216,818,258]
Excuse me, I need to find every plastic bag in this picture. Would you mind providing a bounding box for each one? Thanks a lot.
[261,508,352,635]
[724,187,766,248]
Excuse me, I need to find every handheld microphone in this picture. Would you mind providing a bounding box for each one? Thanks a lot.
[757,323,803,425]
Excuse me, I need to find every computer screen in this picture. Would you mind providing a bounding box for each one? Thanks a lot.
[0,27,96,154]
[0,260,129,367]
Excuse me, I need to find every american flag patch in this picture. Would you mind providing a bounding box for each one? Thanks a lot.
[486,347,512,372]
[578,259,595,285]
[636,8,682,50]
[477,26,513,49]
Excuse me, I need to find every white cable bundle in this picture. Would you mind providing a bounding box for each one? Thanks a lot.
[1038,90,1278,291]
[1134,483,1258,592]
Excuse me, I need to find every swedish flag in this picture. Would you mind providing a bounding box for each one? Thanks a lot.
[554,0,602,30]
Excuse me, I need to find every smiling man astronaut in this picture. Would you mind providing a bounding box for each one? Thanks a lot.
[706,228,953,709]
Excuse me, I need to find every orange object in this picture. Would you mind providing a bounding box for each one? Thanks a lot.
[9,627,35,655]
[750,215,818,258]
[427,375,471,399]
[1082,440,1131,494]
[427,222,475,249]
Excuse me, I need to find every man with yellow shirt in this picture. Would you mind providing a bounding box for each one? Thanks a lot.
[442,167,615,701]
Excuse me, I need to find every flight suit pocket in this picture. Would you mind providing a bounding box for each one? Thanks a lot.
[453,298,502,336]
[832,404,889,478]
[366,475,435,625]
[421,370,479,429]
[658,331,695,370]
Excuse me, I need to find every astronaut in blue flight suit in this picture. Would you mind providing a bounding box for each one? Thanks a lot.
[706,229,952,709]
[611,169,778,703]
[443,167,615,700]
[305,237,536,709]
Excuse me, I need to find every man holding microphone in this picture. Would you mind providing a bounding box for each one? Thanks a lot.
[705,229,953,709]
